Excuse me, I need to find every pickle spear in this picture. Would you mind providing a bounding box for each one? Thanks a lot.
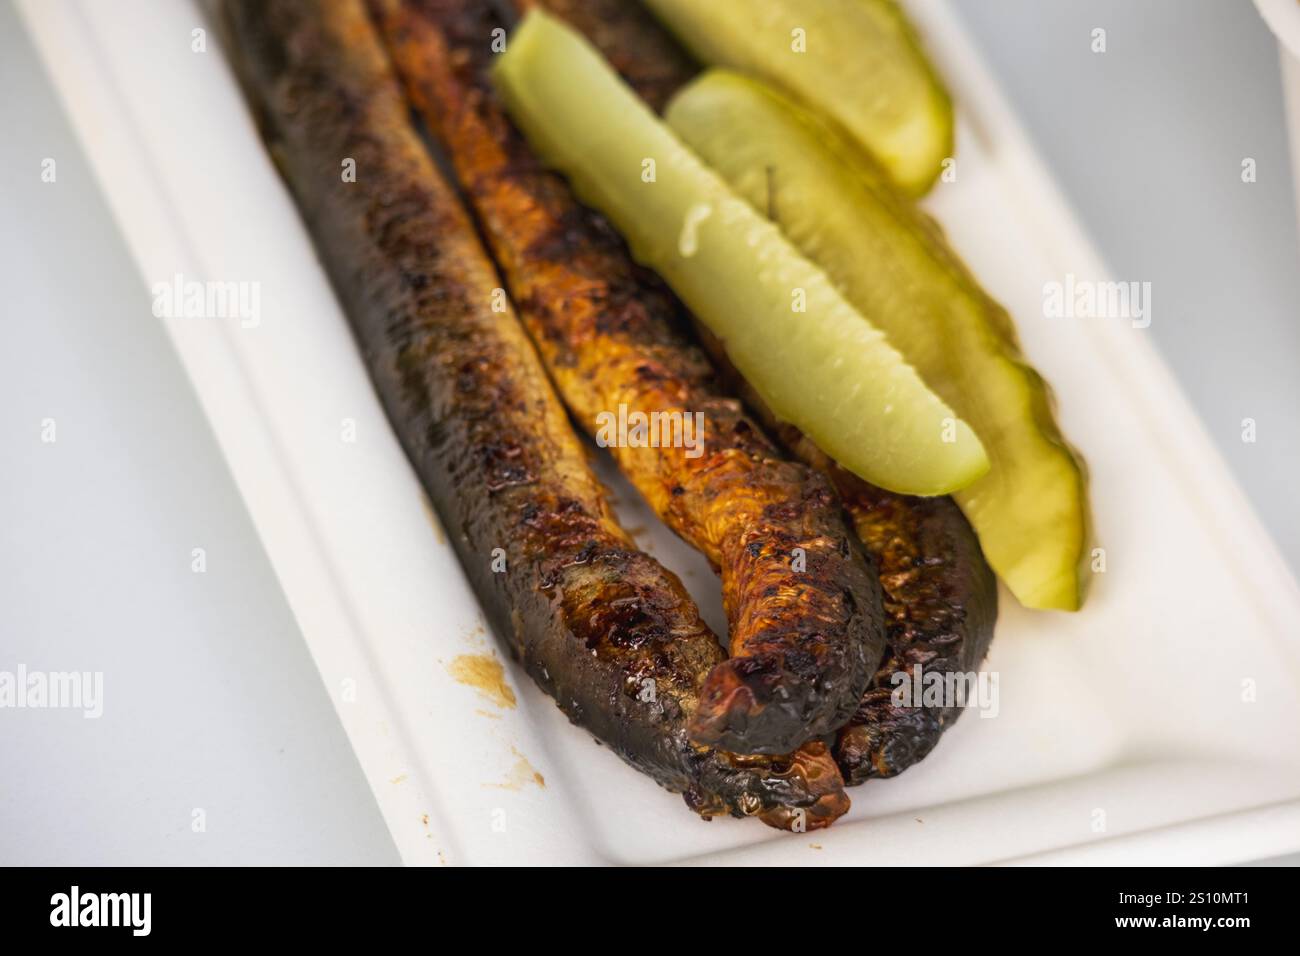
[641,0,953,196]
[666,71,1090,610]
[493,10,987,496]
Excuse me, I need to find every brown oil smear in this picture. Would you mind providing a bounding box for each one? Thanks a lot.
[448,653,517,710]
[484,746,545,791]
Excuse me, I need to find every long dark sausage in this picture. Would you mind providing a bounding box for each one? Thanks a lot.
[368,0,885,759]
[224,0,848,825]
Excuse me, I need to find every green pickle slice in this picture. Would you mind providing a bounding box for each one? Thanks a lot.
[666,71,1091,610]
[493,10,988,496]
[642,0,953,196]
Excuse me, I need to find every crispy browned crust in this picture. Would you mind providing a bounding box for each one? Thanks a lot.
[224,0,848,825]
[524,0,999,782]
[763,426,998,783]
[372,0,885,759]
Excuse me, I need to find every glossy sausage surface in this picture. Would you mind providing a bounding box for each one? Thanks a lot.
[225,0,849,824]
[371,0,884,757]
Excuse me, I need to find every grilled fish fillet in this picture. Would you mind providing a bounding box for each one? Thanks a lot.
[224,0,848,825]
[370,0,886,758]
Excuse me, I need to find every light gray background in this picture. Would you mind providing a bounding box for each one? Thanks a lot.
[1,0,1296,865]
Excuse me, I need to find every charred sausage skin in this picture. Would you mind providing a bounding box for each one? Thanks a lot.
[225,0,848,824]
[371,0,884,756]
[763,427,998,782]
[527,0,999,781]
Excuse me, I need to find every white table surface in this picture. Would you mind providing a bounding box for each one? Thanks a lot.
[1,0,1296,866]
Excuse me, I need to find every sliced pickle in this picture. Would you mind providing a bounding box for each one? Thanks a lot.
[493,10,987,496]
[642,0,953,196]
[667,71,1090,610]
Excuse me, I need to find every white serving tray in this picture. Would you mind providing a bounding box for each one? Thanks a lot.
[20,0,1300,865]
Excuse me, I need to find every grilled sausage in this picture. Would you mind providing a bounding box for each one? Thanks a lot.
[224,0,848,826]
[810,462,998,782]
[370,0,885,757]
[523,0,999,781]
[695,326,998,781]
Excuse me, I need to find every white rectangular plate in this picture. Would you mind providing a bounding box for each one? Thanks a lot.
[20,0,1300,865]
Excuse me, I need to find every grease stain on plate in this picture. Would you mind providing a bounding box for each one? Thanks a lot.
[484,746,546,791]
[448,652,517,710]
